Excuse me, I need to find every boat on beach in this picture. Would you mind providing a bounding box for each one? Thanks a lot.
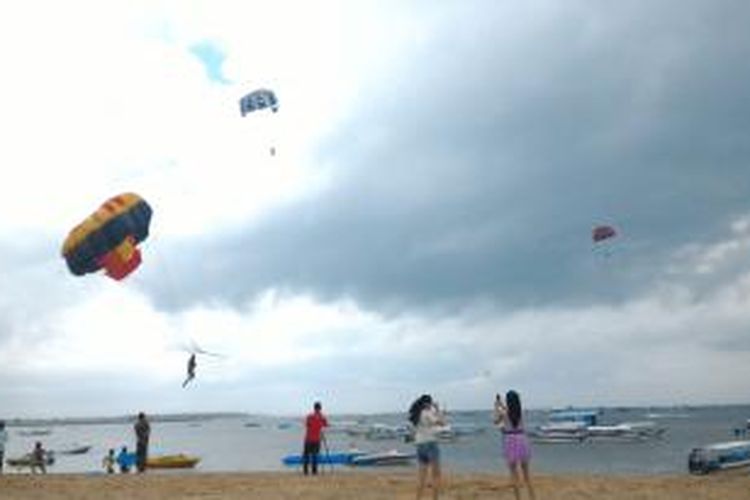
[146,454,201,469]
[6,453,55,469]
[688,440,750,474]
[282,451,364,466]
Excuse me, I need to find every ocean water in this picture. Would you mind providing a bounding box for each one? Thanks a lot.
[3,405,748,475]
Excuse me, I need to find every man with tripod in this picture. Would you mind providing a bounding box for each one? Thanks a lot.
[302,401,328,475]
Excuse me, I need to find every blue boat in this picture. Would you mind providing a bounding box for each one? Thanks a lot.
[282,451,364,466]
[688,440,750,474]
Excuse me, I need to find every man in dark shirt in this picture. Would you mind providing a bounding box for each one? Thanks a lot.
[134,412,151,473]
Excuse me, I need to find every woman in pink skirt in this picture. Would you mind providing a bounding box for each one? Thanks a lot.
[494,391,535,500]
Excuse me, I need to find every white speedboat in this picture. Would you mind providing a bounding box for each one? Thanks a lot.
[365,423,411,441]
[688,440,750,474]
[529,422,587,443]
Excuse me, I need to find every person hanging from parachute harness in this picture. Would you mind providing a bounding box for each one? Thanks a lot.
[182,353,197,388]
[592,224,618,258]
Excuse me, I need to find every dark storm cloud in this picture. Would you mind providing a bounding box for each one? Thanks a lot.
[143,1,750,313]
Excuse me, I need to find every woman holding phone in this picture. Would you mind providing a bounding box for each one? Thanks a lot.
[409,394,445,500]
[495,391,535,500]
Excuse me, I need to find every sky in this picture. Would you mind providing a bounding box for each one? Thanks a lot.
[1,0,749,418]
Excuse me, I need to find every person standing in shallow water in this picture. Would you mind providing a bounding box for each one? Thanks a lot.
[302,401,328,475]
[134,412,151,473]
[494,391,535,500]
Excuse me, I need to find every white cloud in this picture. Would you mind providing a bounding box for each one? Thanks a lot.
[0,1,749,416]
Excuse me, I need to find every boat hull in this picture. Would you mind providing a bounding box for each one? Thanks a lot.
[146,454,200,469]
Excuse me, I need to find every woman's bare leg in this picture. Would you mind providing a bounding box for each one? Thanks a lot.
[430,461,441,499]
[521,461,535,500]
[508,462,521,500]
[416,463,428,499]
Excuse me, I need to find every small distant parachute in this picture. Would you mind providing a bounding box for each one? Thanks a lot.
[239,89,279,156]
[592,225,617,243]
[239,88,279,116]
[62,193,152,280]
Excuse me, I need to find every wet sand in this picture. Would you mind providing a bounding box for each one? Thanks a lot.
[0,470,748,499]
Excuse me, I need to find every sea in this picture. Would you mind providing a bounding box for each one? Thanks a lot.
[3,405,749,476]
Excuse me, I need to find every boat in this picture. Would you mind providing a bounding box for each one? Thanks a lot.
[17,429,53,437]
[6,453,55,468]
[688,440,750,474]
[282,451,364,466]
[146,454,201,469]
[57,445,92,455]
[529,421,588,443]
[619,421,667,438]
[364,423,412,441]
[434,425,457,442]
[350,449,415,466]
[548,409,600,426]
[531,409,666,444]
[451,423,485,437]
[529,422,587,443]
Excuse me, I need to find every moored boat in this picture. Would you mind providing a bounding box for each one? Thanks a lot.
[532,409,666,444]
[57,445,92,455]
[17,429,53,437]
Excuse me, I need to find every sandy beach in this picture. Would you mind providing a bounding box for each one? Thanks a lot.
[0,471,748,499]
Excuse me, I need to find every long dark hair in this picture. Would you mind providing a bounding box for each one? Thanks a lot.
[505,390,522,429]
[408,394,432,425]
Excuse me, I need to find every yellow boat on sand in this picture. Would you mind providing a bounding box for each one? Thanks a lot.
[146,454,200,469]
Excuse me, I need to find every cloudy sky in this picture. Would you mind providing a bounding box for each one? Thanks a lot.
[1,0,749,418]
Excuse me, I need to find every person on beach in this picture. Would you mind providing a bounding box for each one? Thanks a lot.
[302,401,329,475]
[182,353,197,388]
[31,441,47,474]
[134,412,151,473]
[409,394,445,500]
[494,391,535,500]
[0,420,7,474]
[117,446,131,473]
[102,448,116,474]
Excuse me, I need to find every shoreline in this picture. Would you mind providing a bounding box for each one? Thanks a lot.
[0,470,748,499]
